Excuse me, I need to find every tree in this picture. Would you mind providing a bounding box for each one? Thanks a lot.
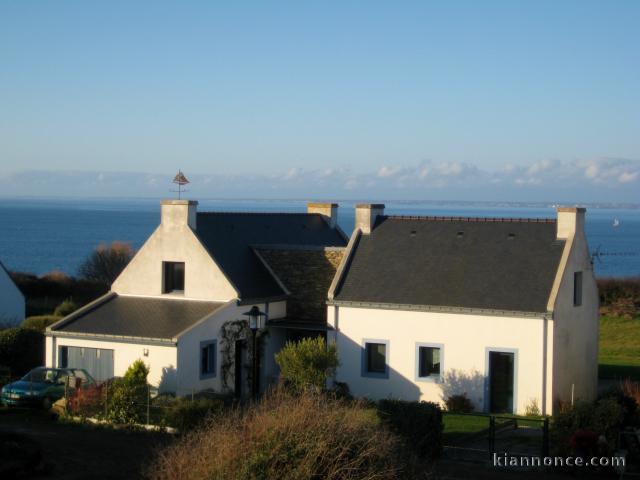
[275,336,339,392]
[78,241,134,286]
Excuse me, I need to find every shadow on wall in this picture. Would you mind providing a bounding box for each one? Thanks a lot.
[334,334,422,401]
[440,368,485,411]
[159,365,177,394]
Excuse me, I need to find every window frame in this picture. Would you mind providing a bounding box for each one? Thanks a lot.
[415,342,444,383]
[163,261,185,294]
[573,271,583,307]
[199,339,217,379]
[361,339,389,379]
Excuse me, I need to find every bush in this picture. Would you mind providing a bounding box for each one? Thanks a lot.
[104,360,150,424]
[148,390,415,479]
[524,398,542,417]
[160,396,225,430]
[21,315,61,332]
[68,383,105,418]
[445,393,474,413]
[275,336,339,392]
[53,299,78,317]
[377,399,443,460]
[0,328,44,378]
[552,397,625,456]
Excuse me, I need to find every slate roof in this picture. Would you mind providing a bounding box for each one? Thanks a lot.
[52,294,225,340]
[195,213,347,301]
[333,216,565,313]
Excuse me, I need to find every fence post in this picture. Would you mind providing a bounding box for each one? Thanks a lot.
[542,417,550,457]
[489,416,495,454]
[147,384,150,425]
[191,389,195,402]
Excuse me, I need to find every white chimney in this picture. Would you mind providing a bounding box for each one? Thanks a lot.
[556,207,585,239]
[355,203,385,234]
[161,199,198,230]
[307,202,338,228]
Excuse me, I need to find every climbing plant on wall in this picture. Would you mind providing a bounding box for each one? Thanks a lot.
[219,319,269,393]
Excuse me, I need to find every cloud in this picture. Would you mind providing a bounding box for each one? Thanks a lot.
[1,157,638,202]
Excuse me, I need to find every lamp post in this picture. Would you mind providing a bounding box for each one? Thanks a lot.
[243,306,266,401]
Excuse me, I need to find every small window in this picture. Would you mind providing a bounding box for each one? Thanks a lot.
[362,341,388,378]
[200,340,217,379]
[573,271,583,306]
[163,262,185,293]
[417,345,442,379]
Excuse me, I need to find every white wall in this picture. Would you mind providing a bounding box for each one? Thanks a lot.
[112,204,237,301]
[329,306,548,414]
[0,264,25,326]
[46,335,178,392]
[550,224,599,407]
[176,300,287,395]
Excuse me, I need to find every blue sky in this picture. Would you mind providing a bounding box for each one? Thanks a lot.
[0,1,638,201]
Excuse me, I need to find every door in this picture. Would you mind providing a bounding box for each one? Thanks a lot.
[489,351,515,413]
[59,346,114,382]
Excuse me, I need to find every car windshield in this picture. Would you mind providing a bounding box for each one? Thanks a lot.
[21,368,62,384]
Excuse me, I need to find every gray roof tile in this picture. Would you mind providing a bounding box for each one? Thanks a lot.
[53,295,225,339]
[334,216,565,313]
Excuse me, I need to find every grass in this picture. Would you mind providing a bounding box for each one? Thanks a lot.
[599,314,640,380]
[442,412,546,445]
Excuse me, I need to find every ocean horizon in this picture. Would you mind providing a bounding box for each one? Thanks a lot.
[0,197,638,278]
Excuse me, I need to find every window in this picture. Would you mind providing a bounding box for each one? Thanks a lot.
[362,340,388,378]
[59,346,68,368]
[573,271,583,306]
[163,262,185,293]
[416,344,443,381]
[200,340,217,379]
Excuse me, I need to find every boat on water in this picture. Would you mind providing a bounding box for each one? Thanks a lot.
[613,218,621,228]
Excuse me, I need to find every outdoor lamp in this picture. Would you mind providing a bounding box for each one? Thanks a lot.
[243,305,266,401]
[243,305,265,331]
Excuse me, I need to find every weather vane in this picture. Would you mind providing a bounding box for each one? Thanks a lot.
[171,170,190,199]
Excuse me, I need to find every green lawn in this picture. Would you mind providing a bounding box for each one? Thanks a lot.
[599,315,640,380]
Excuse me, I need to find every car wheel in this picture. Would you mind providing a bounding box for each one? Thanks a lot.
[42,397,52,410]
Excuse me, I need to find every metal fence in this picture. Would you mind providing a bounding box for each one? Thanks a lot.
[63,381,232,429]
[442,412,549,462]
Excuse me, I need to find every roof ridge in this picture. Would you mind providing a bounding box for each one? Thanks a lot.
[197,211,317,216]
[383,215,556,223]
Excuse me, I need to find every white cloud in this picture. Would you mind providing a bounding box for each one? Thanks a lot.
[619,171,638,183]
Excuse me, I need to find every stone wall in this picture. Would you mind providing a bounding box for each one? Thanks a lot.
[258,249,344,322]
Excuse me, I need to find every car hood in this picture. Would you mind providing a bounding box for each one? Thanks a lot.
[2,380,50,394]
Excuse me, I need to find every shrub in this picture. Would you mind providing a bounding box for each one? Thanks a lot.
[67,383,105,418]
[161,396,225,431]
[78,241,134,286]
[552,398,625,456]
[148,390,414,479]
[377,399,443,460]
[0,328,44,377]
[524,398,542,417]
[53,299,78,317]
[445,393,474,413]
[21,315,61,332]
[275,337,339,392]
[105,360,150,424]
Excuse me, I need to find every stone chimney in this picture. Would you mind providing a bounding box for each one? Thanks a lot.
[355,203,385,234]
[161,199,198,230]
[556,207,585,239]
[307,202,338,228]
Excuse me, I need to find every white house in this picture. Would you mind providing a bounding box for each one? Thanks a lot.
[327,204,598,415]
[46,200,347,395]
[45,200,598,414]
[0,259,25,327]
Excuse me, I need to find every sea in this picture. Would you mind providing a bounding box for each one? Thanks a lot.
[0,198,638,278]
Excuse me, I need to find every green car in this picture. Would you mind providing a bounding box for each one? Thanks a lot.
[0,367,95,409]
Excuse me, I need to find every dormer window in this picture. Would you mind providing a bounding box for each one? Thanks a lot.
[163,262,185,293]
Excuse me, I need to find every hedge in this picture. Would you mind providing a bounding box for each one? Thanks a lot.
[0,328,44,378]
[377,399,443,460]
